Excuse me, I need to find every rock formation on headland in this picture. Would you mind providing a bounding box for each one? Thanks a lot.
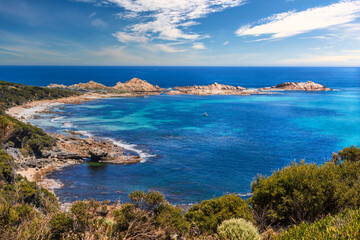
[48,78,163,93]
[258,81,332,91]
[6,133,142,171]
[48,79,331,96]
[166,82,258,96]
[113,78,162,92]
[69,81,109,90]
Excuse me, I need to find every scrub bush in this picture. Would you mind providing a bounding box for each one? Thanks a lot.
[250,156,360,230]
[217,218,260,240]
[185,194,253,235]
[276,208,360,240]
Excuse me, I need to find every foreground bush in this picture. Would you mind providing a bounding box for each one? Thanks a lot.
[185,194,253,235]
[218,218,260,240]
[250,146,360,230]
[276,208,360,240]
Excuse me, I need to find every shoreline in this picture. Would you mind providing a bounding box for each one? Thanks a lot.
[5,91,160,193]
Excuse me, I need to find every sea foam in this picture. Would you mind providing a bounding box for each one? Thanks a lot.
[110,138,156,162]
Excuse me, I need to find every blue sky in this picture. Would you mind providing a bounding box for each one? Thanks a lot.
[0,0,360,66]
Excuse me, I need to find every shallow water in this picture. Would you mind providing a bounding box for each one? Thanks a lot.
[30,90,360,204]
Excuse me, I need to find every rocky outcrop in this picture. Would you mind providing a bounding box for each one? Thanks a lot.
[166,82,257,96]
[258,81,332,91]
[8,133,142,172]
[47,84,68,89]
[54,133,142,164]
[68,81,109,90]
[47,78,163,93]
[113,78,162,92]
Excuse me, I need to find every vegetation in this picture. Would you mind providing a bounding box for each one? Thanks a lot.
[0,80,80,110]
[276,208,360,240]
[0,80,80,156]
[186,194,253,235]
[1,81,360,239]
[250,146,360,231]
[0,113,56,156]
[217,218,260,240]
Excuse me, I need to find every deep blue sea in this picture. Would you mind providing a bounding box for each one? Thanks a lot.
[1,66,359,204]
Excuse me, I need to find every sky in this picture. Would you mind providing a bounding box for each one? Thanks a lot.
[0,0,360,66]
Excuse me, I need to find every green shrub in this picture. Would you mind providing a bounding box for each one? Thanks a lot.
[276,208,360,240]
[129,190,165,212]
[70,199,99,232]
[250,158,360,230]
[338,145,360,163]
[49,212,74,239]
[0,150,14,183]
[154,203,190,236]
[185,194,253,234]
[217,218,260,240]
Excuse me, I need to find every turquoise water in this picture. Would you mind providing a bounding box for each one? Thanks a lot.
[3,66,358,204]
[30,90,360,204]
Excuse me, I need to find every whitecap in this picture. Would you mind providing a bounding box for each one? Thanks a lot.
[61,122,75,128]
[51,116,66,122]
[75,130,94,138]
[110,138,156,162]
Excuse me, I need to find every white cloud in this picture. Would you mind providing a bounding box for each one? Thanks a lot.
[146,44,187,53]
[192,42,207,50]
[223,41,229,45]
[115,11,139,19]
[112,31,148,43]
[89,12,96,18]
[108,0,246,43]
[236,0,360,40]
[92,45,145,63]
[91,18,107,28]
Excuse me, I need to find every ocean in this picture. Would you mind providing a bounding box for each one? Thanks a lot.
[1,66,360,204]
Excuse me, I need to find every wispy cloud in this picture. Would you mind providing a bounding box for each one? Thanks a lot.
[236,0,360,40]
[107,0,246,44]
[112,31,148,43]
[145,43,187,53]
[89,12,96,18]
[223,41,229,45]
[91,18,107,28]
[192,42,207,50]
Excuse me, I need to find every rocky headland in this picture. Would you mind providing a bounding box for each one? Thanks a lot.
[166,82,265,95]
[48,78,164,94]
[6,132,142,190]
[165,81,331,95]
[48,78,332,96]
[258,81,332,91]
